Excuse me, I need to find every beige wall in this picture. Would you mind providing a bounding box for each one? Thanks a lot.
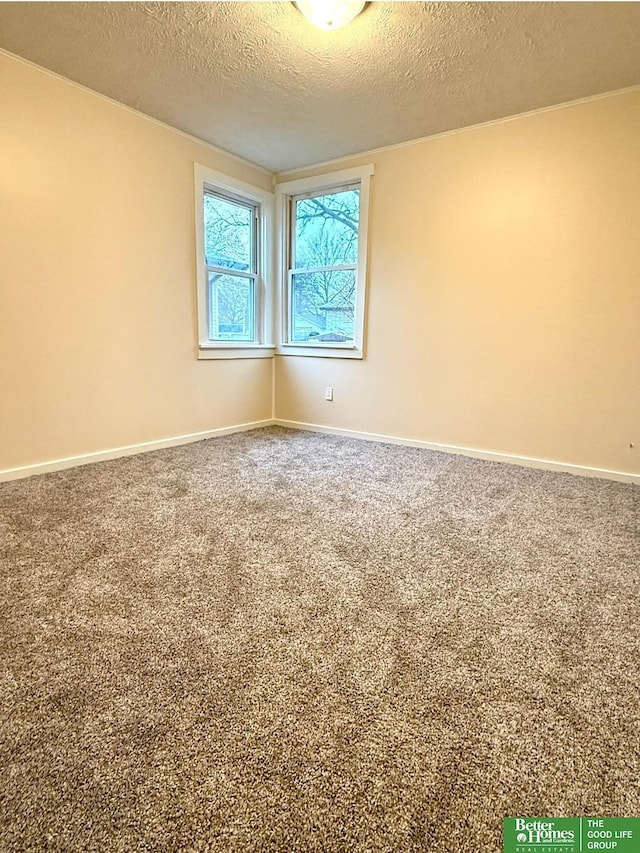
[1,53,272,472]
[275,89,640,475]
[2,51,638,478]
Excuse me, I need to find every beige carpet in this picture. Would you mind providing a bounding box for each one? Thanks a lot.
[1,427,638,852]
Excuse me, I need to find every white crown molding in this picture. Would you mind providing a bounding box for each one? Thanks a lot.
[0,47,272,177]
[275,82,640,178]
[5,46,639,183]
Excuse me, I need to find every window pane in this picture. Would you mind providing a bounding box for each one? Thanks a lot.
[294,188,359,268]
[291,270,355,343]
[208,272,255,341]
[204,193,254,272]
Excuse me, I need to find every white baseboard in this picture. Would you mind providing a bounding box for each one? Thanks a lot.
[0,420,273,482]
[273,419,640,485]
[3,418,637,485]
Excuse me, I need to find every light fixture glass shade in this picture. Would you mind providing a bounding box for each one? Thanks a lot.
[294,1,366,31]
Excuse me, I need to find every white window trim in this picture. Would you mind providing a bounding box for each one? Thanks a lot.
[275,164,374,360]
[194,164,275,360]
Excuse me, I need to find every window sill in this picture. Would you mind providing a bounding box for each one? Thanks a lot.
[276,344,363,360]
[198,345,275,360]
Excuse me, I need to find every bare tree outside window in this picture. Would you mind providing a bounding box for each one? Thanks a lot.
[291,187,360,342]
[203,192,257,341]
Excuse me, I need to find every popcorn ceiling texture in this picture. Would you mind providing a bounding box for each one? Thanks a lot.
[0,2,639,170]
[1,427,639,851]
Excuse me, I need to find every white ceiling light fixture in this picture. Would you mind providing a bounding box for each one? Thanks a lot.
[294,1,366,31]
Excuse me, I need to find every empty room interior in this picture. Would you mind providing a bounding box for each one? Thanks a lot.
[1,2,639,851]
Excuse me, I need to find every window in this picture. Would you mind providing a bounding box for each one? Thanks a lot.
[276,165,374,359]
[194,165,274,359]
[204,191,257,342]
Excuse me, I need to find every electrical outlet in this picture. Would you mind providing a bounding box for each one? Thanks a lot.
[325,386,333,401]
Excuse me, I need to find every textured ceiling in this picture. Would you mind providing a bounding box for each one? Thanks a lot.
[1,2,640,172]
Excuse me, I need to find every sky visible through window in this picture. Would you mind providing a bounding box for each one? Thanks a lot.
[291,187,360,343]
[203,192,256,341]
[202,184,361,344]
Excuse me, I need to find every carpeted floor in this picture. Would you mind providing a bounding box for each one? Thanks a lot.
[1,426,638,852]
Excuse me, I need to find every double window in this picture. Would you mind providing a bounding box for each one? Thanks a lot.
[194,163,373,360]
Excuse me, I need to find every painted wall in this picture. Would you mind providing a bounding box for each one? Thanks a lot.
[275,89,640,476]
[0,53,272,473]
[2,51,638,479]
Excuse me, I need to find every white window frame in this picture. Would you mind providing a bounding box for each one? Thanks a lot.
[275,164,374,359]
[194,164,275,359]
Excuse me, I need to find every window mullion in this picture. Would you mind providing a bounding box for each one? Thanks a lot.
[290,264,357,276]
[206,265,256,280]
